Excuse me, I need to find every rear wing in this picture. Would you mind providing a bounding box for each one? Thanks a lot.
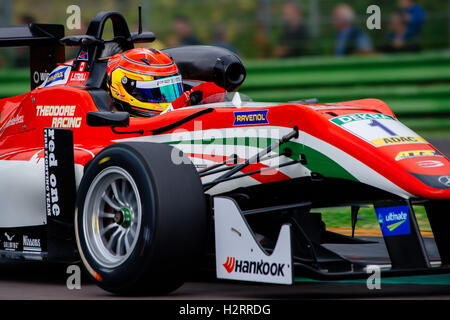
[0,23,65,89]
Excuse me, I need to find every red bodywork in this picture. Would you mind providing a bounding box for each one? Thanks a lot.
[0,74,449,201]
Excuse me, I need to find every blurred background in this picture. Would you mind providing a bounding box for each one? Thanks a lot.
[0,0,449,140]
[0,0,448,229]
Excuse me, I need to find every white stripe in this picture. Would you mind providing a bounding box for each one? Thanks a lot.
[114,126,411,198]
[303,132,412,198]
[0,147,42,159]
[136,75,182,89]
[74,147,95,158]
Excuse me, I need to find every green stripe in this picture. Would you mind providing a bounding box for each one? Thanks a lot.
[283,142,357,182]
[295,274,450,286]
[166,137,357,181]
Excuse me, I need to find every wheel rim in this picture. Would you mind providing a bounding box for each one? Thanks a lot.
[83,166,143,268]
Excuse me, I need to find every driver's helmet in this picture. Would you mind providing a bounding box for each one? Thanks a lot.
[106,48,183,117]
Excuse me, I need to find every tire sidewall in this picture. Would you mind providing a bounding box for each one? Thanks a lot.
[76,144,161,292]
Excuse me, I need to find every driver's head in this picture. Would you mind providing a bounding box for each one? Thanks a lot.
[107,48,183,117]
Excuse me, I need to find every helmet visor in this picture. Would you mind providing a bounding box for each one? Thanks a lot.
[124,75,183,103]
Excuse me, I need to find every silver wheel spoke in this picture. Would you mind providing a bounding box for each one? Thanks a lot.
[111,180,126,207]
[126,190,134,207]
[116,231,125,256]
[99,212,115,219]
[130,201,138,216]
[129,226,136,238]
[100,223,118,236]
[124,232,131,253]
[83,166,143,268]
[120,179,128,204]
[106,228,122,250]
[102,192,122,211]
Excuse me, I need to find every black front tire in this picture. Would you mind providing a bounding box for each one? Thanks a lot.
[75,142,207,295]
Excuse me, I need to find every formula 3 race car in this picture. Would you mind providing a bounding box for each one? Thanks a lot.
[0,11,449,295]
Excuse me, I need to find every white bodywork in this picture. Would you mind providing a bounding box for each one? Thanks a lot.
[214,196,293,285]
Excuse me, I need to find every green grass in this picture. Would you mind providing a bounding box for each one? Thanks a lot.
[320,205,431,232]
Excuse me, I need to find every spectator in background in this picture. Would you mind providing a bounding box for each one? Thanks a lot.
[274,1,308,57]
[130,24,166,51]
[332,4,372,56]
[211,25,239,55]
[382,11,421,53]
[398,0,426,40]
[254,20,271,59]
[169,15,201,47]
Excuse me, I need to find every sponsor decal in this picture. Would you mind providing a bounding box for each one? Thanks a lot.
[44,126,77,250]
[44,129,61,217]
[371,136,427,146]
[222,256,286,277]
[77,49,89,61]
[36,105,82,128]
[4,114,24,129]
[330,113,395,126]
[417,160,444,168]
[223,256,236,273]
[395,150,443,161]
[409,172,450,189]
[376,205,410,236]
[23,235,41,252]
[0,227,47,254]
[3,232,19,251]
[137,75,182,88]
[438,175,450,187]
[233,110,269,126]
[4,232,14,241]
[111,87,126,99]
[330,113,426,147]
[78,61,86,72]
[33,71,50,84]
[70,71,87,82]
[44,67,68,87]
[215,197,292,285]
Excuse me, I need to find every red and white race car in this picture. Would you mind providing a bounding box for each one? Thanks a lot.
[0,11,449,295]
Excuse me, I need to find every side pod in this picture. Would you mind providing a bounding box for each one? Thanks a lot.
[214,197,293,285]
[44,128,78,261]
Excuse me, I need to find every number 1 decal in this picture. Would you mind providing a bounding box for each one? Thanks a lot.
[369,119,397,136]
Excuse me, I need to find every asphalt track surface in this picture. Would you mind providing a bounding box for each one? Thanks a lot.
[0,137,448,300]
[1,236,450,300]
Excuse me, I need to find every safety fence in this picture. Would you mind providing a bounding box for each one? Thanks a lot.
[240,51,450,132]
[0,51,449,132]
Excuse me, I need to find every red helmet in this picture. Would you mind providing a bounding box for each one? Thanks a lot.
[107,48,183,117]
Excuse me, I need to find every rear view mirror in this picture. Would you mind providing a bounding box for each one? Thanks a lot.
[60,35,104,47]
[86,111,129,127]
[129,32,156,44]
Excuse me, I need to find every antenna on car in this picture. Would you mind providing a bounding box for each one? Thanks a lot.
[138,6,143,34]
[128,7,155,44]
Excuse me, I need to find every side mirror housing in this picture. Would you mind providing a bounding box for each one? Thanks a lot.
[129,32,156,43]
